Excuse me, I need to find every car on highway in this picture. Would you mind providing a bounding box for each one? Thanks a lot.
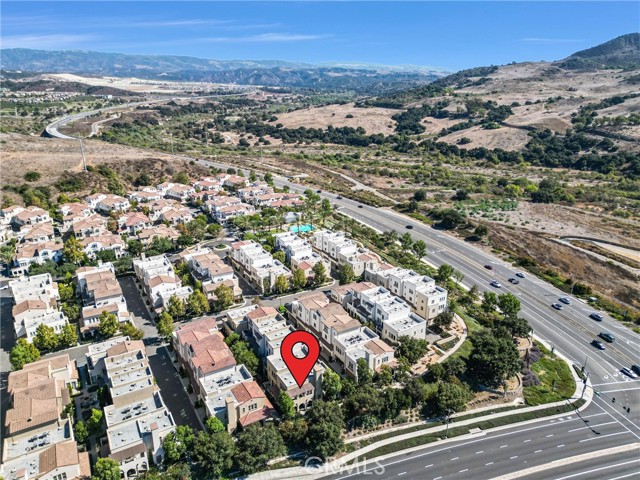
[599,332,615,343]
[590,312,604,321]
[490,280,502,288]
[621,367,638,379]
[515,272,526,278]
[484,264,493,270]
[551,303,564,311]
[406,225,413,229]
[336,196,342,199]
[591,340,606,350]
[358,204,364,208]
[508,278,519,284]
[316,190,322,193]
[632,365,640,376]
[559,297,571,305]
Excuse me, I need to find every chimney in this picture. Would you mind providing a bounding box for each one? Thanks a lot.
[225,397,237,433]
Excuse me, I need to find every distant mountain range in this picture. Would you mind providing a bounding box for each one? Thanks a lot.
[558,33,640,70]
[0,48,447,92]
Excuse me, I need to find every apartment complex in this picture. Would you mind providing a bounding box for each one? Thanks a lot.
[172,318,274,433]
[87,338,175,479]
[1,355,88,480]
[133,254,193,310]
[179,247,242,304]
[274,231,331,282]
[311,230,382,276]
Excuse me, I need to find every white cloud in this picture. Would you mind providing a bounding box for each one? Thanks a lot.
[202,32,329,43]
[0,34,98,49]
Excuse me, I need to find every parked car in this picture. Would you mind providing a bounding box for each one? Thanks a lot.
[508,278,520,284]
[621,367,638,379]
[632,365,640,376]
[484,264,493,270]
[490,280,502,288]
[591,340,606,350]
[599,332,615,343]
[559,297,571,305]
[551,303,563,311]
[515,272,526,278]
[590,312,604,321]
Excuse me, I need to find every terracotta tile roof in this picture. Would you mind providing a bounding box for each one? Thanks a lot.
[175,319,236,375]
[82,303,119,320]
[12,299,48,317]
[238,403,275,427]
[231,380,267,404]
[365,338,394,355]
[320,304,360,332]
[147,275,179,288]
[39,441,81,474]
[246,306,277,321]
[297,291,330,310]
[106,339,145,357]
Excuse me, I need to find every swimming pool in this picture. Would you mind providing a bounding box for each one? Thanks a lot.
[290,224,314,233]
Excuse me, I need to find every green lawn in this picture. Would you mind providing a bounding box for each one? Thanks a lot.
[524,356,575,406]
[450,309,484,361]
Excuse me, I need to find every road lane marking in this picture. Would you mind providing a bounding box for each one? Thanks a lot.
[546,434,554,437]
[510,456,518,459]
[607,473,640,480]
[500,445,508,448]
[552,459,640,480]
[434,477,442,480]
[459,469,469,473]
[567,421,617,432]
[579,431,632,442]
[523,439,531,443]
[425,464,433,468]
[557,444,565,448]
[397,473,406,476]
[451,457,459,461]
[486,462,494,466]
[534,450,542,453]
[475,450,484,454]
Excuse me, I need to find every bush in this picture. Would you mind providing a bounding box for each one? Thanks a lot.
[24,171,41,182]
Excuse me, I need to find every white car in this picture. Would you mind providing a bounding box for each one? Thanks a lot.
[515,272,526,278]
[490,280,502,288]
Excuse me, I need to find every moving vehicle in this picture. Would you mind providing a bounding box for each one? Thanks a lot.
[508,278,520,284]
[591,340,606,350]
[406,225,413,229]
[551,303,563,311]
[515,272,526,278]
[490,280,502,288]
[358,204,363,208]
[484,264,493,270]
[559,297,571,305]
[316,190,322,193]
[599,332,615,343]
[632,365,640,376]
[621,367,638,379]
[336,196,342,199]
[590,312,604,321]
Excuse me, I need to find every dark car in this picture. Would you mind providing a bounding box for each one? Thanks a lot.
[599,332,615,343]
[591,340,606,350]
[621,367,638,379]
[632,365,640,376]
[406,225,413,229]
[559,297,571,305]
[358,204,364,208]
[484,264,493,270]
[508,278,520,284]
[317,190,322,193]
[336,196,343,200]
[551,303,563,311]
[590,312,604,321]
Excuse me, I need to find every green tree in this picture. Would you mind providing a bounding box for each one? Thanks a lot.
[338,264,354,285]
[434,310,454,330]
[188,290,209,317]
[374,364,393,387]
[436,264,454,283]
[400,232,413,252]
[356,358,373,385]
[443,356,467,379]
[205,416,225,433]
[228,341,259,375]
[74,420,89,444]
[98,311,119,338]
[193,430,235,477]
[474,224,488,237]
[157,311,174,341]
[167,295,186,319]
[58,283,75,302]
[63,236,87,265]
[412,240,427,259]
[87,408,104,435]
[33,324,59,351]
[436,382,472,415]
[172,172,190,184]
[58,323,78,348]
[502,316,531,339]
[498,293,521,318]
[213,283,234,312]
[413,189,427,202]
[481,291,498,312]
[127,239,144,257]
[312,261,327,286]
[10,338,40,370]
[322,368,342,401]
[276,390,295,418]
[396,336,429,365]
[468,331,521,389]
[279,417,308,445]
[120,322,144,340]
[207,223,222,238]
[292,268,307,290]
[320,198,333,226]
[92,458,120,480]
[272,251,286,264]
[234,424,286,474]
[162,425,195,464]
[305,401,345,460]
[275,274,289,294]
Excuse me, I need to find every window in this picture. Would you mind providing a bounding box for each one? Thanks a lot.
[248,403,257,411]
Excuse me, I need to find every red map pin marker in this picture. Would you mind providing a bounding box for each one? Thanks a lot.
[281,330,320,388]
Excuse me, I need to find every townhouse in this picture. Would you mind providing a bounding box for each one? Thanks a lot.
[87,339,175,479]
[9,274,68,341]
[118,212,151,236]
[58,202,92,233]
[93,194,131,214]
[1,355,88,480]
[172,319,274,433]
[312,230,381,276]
[158,207,194,226]
[252,192,303,208]
[237,183,273,202]
[19,223,55,244]
[365,265,448,322]
[75,263,130,337]
[12,206,52,228]
[72,215,108,240]
[80,234,126,260]
[127,188,162,204]
[156,182,195,202]
[136,225,180,247]
[230,240,292,294]
[222,304,261,335]
[144,199,181,222]
[274,231,331,282]
[133,254,192,310]
[1,205,26,225]
[179,247,241,304]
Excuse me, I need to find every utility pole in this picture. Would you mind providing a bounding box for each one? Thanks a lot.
[79,138,87,172]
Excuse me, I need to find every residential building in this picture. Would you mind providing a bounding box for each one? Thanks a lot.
[274,232,330,282]
[12,242,63,277]
[137,225,180,247]
[94,195,131,214]
[133,254,193,310]
[72,215,108,240]
[118,212,151,236]
[12,206,52,228]
[80,234,126,260]
[58,202,92,233]
[127,189,162,204]
[230,241,291,293]
[312,230,381,276]
[179,247,241,303]
[19,223,55,244]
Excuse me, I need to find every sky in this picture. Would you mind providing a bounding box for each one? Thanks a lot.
[1,1,639,71]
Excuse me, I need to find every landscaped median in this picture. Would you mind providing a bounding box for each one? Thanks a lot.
[247,340,592,480]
